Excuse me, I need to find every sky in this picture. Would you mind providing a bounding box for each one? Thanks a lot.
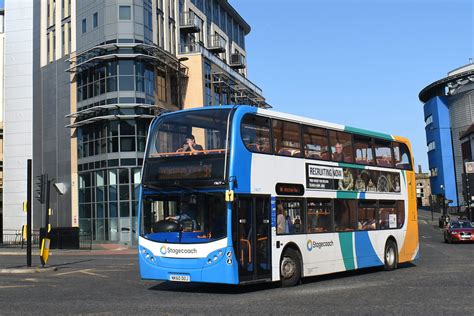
[231,0,473,171]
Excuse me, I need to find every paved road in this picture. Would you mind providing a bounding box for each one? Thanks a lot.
[0,210,473,315]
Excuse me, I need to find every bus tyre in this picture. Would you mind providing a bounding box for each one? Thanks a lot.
[280,248,301,287]
[384,240,398,271]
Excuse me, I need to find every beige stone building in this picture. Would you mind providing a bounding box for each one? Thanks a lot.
[416,166,432,208]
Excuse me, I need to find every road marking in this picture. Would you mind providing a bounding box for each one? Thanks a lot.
[0,285,34,289]
[55,269,108,278]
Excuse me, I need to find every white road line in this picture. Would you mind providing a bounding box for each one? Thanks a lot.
[55,268,108,278]
[0,285,34,289]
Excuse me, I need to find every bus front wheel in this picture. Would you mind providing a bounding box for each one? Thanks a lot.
[280,248,301,287]
[384,239,398,271]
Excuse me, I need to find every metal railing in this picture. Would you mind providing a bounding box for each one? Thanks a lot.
[0,230,92,250]
[208,34,226,52]
[229,53,246,68]
[179,42,203,54]
[179,11,202,32]
[0,230,40,249]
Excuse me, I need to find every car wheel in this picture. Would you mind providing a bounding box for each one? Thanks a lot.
[280,248,301,287]
[384,239,398,271]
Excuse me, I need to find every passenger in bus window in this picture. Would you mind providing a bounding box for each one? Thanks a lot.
[333,142,345,162]
[277,204,285,234]
[177,135,203,152]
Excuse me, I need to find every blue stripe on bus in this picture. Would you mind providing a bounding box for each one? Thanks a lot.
[354,231,383,268]
[271,197,276,228]
[229,106,257,193]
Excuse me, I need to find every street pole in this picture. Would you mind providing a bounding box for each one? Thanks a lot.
[45,177,51,237]
[26,159,32,267]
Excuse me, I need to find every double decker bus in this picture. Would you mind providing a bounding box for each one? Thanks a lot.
[138,105,418,286]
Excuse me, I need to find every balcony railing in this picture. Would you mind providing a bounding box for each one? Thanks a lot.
[179,11,201,33]
[207,35,226,53]
[179,42,203,54]
[229,53,246,69]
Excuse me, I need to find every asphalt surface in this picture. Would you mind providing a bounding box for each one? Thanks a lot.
[0,209,473,315]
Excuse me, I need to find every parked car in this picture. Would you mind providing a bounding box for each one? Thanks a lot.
[444,220,474,243]
[439,214,450,228]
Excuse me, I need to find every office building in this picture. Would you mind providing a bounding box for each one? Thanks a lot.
[2,0,267,244]
[419,62,474,209]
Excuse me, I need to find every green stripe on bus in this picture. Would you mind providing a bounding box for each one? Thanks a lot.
[345,126,393,141]
[338,162,366,169]
[337,191,358,199]
[338,232,355,270]
[401,170,406,186]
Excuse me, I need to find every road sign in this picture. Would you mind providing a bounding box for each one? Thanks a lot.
[466,162,474,174]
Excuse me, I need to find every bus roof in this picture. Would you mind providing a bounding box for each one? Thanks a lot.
[160,105,409,144]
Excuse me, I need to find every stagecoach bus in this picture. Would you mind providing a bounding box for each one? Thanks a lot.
[138,105,419,286]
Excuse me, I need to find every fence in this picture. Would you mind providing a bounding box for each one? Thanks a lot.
[0,230,92,250]
[0,230,40,249]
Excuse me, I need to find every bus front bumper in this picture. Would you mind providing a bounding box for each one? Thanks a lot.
[138,245,239,285]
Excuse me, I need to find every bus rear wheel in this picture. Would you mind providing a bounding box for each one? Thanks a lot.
[280,248,301,287]
[384,239,398,271]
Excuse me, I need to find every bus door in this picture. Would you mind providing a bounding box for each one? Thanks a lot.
[234,195,272,282]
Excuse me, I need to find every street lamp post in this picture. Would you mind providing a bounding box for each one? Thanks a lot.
[440,184,446,215]
[177,57,188,109]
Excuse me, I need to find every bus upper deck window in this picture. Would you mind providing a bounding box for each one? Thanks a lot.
[353,135,374,165]
[241,115,272,153]
[272,120,302,157]
[392,142,412,170]
[375,140,394,167]
[303,126,330,160]
[329,131,353,163]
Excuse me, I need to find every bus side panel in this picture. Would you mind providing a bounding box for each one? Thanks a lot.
[399,170,419,262]
[394,137,419,263]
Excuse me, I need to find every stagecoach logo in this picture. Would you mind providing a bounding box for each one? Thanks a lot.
[307,239,334,251]
[160,246,167,255]
[159,245,198,256]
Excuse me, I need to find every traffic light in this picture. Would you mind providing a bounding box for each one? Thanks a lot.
[35,174,47,204]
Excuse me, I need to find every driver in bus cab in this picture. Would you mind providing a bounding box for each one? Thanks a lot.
[167,202,197,231]
[177,135,203,153]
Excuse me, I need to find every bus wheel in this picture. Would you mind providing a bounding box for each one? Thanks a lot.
[384,239,398,271]
[280,248,301,287]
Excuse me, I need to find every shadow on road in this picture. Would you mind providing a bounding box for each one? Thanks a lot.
[148,263,418,294]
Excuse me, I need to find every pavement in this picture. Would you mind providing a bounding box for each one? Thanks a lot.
[0,243,137,271]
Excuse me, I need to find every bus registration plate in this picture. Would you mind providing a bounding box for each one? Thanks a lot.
[169,274,190,282]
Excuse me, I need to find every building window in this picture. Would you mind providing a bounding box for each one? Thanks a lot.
[427,141,436,152]
[430,168,438,177]
[82,18,87,34]
[119,6,132,20]
[425,114,433,126]
[93,12,98,28]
